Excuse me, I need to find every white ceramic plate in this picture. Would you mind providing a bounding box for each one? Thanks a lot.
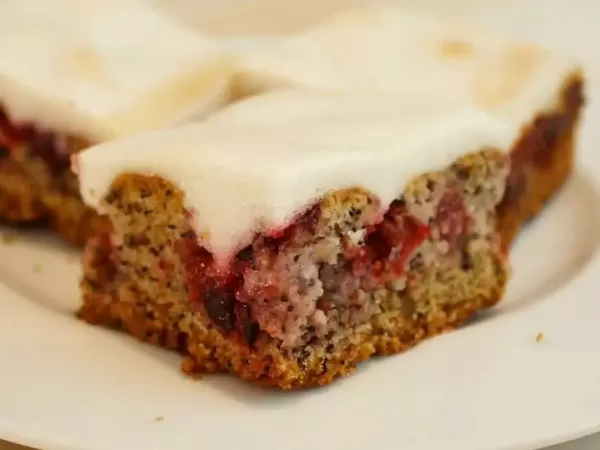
[2,1,600,450]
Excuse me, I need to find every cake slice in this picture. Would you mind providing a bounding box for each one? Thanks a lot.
[234,7,585,245]
[0,0,233,243]
[76,91,514,389]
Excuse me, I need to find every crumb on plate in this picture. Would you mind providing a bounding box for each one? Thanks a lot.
[1,232,14,245]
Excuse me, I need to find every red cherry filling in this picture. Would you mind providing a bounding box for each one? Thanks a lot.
[352,200,429,281]
[177,196,443,346]
[177,238,260,346]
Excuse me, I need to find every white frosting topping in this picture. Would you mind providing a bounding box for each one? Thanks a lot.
[78,91,514,263]
[0,0,233,141]
[236,6,579,129]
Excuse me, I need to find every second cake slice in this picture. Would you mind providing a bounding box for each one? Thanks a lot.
[0,0,233,243]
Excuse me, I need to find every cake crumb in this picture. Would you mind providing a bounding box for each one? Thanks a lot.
[535,332,544,343]
[155,416,164,423]
[32,263,43,274]
[1,232,14,245]
[181,357,195,374]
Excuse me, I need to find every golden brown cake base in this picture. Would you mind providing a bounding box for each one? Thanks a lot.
[81,279,503,388]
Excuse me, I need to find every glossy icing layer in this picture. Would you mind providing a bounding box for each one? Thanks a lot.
[77,91,513,263]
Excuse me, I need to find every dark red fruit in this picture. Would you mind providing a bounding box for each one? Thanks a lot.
[204,290,236,331]
[354,201,429,280]
[235,303,259,346]
[177,232,262,346]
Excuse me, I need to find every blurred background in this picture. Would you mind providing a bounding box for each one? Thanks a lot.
[152,0,599,71]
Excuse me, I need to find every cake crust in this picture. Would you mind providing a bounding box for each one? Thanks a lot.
[497,73,583,245]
